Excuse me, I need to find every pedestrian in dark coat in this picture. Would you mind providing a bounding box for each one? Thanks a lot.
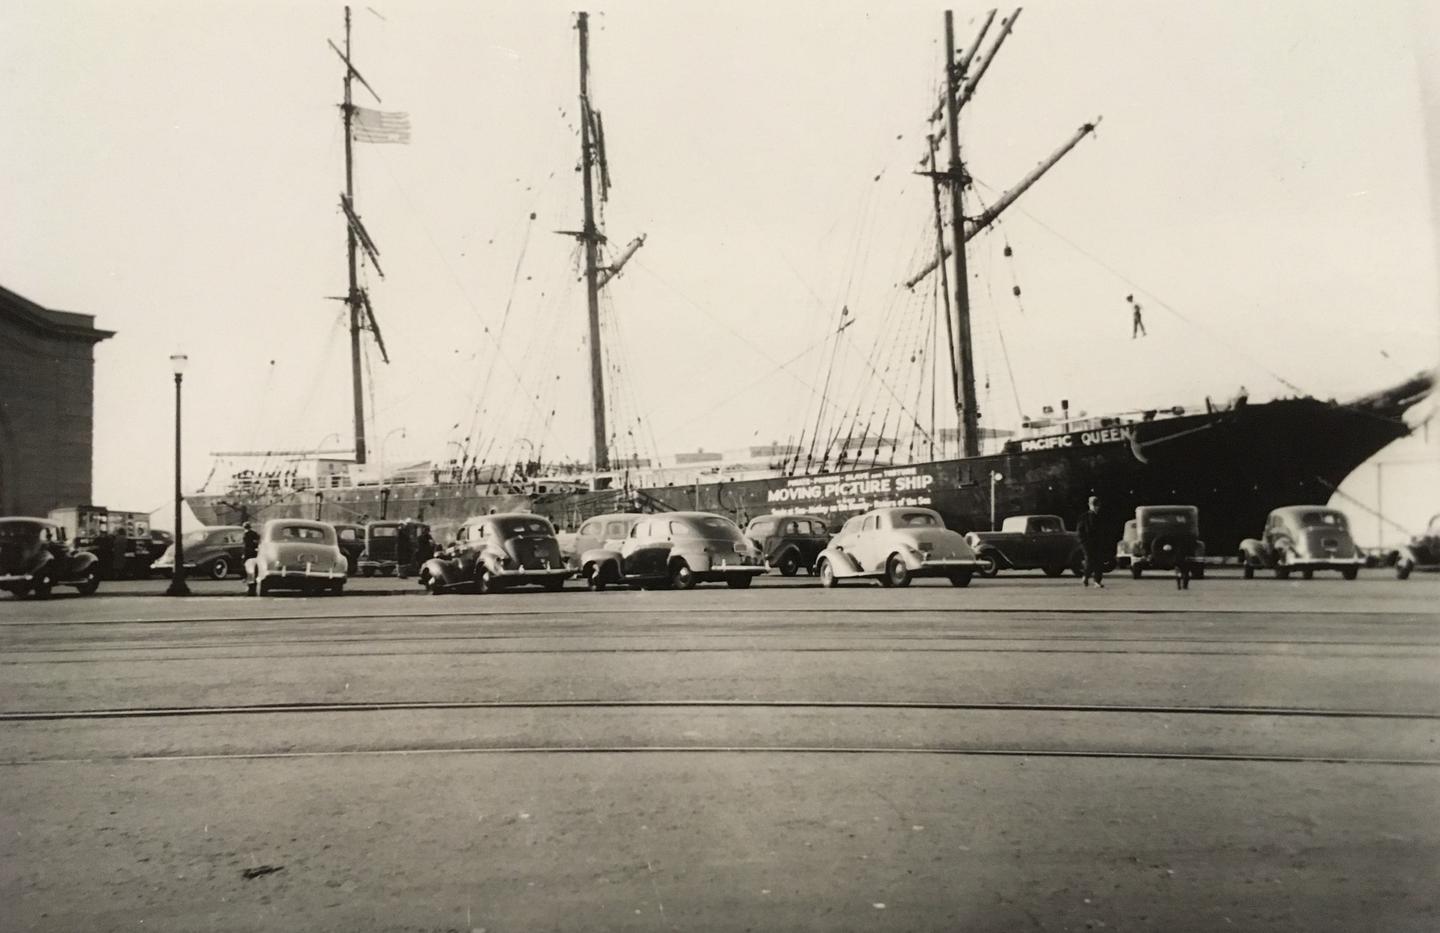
[242,523,260,560]
[1075,496,1107,588]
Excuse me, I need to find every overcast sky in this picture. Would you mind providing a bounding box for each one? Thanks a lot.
[2,1,1437,538]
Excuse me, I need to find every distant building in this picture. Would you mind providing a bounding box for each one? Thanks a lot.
[0,284,113,516]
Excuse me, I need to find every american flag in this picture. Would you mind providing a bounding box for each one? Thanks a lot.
[351,106,410,144]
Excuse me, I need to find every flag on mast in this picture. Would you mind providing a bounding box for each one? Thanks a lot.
[352,106,411,144]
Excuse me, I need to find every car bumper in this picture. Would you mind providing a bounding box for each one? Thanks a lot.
[490,567,573,583]
[1285,557,1366,569]
[904,557,988,576]
[0,573,36,585]
[264,567,347,582]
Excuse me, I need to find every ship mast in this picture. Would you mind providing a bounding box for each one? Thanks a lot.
[577,12,608,476]
[341,6,367,465]
[943,11,980,459]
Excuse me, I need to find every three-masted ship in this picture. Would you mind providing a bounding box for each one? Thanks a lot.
[186,9,1433,554]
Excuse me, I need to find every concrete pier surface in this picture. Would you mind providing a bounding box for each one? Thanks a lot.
[3,573,1437,931]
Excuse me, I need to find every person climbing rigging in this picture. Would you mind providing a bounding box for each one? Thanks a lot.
[1128,294,1147,338]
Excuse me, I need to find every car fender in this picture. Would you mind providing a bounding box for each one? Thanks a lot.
[68,551,100,575]
[1395,545,1418,570]
[893,544,927,571]
[421,556,464,587]
[975,544,1011,569]
[819,546,862,575]
[582,555,622,583]
[580,547,623,572]
[1238,538,1268,566]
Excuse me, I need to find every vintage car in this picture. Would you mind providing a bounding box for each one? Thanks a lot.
[332,522,365,575]
[816,507,986,588]
[1394,513,1440,580]
[579,512,768,590]
[357,520,431,576]
[743,513,830,576]
[559,512,645,570]
[1239,506,1364,580]
[244,519,348,595]
[419,513,571,594]
[151,525,247,579]
[966,514,1084,577]
[0,517,102,599]
[1115,506,1206,578]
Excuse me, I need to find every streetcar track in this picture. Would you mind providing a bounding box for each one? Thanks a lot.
[3,643,1435,665]
[4,603,1436,627]
[9,744,1438,767]
[5,698,1435,722]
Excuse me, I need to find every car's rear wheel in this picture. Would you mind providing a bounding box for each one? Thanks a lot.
[670,560,696,590]
[817,558,838,588]
[1301,569,1314,580]
[1043,565,1065,578]
[1130,566,1143,579]
[777,552,800,577]
[208,557,230,580]
[1192,566,1205,579]
[586,565,607,591]
[726,575,753,589]
[329,582,344,596]
[1242,565,1255,579]
[1397,564,1412,580]
[976,554,1000,578]
[1341,567,1359,581]
[884,555,911,588]
[76,568,101,596]
[949,572,972,588]
[362,566,375,577]
[543,576,565,592]
[1274,566,1290,580]
[28,573,53,600]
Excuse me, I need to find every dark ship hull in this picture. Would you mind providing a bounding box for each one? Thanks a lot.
[186,373,1431,556]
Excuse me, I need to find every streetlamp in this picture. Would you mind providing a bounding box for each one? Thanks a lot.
[379,427,406,485]
[989,470,1005,531]
[165,352,191,596]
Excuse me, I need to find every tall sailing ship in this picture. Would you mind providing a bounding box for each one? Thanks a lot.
[186,9,1434,554]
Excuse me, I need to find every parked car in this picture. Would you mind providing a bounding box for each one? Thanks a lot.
[357,521,418,576]
[580,512,768,590]
[152,525,246,580]
[966,514,1084,577]
[560,513,645,570]
[1115,506,1206,579]
[815,507,986,588]
[743,513,830,576]
[332,522,365,575]
[419,513,571,594]
[1394,513,1440,580]
[1239,506,1364,580]
[244,519,348,596]
[0,517,102,599]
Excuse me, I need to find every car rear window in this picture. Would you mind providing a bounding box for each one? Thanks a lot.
[371,526,398,537]
[749,520,776,537]
[686,516,745,540]
[499,518,553,536]
[276,526,328,541]
[897,512,940,527]
[1299,511,1346,529]
[1033,518,1062,533]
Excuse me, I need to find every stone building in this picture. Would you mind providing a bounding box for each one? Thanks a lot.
[0,284,114,516]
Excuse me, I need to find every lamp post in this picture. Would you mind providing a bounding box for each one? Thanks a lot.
[989,471,1005,531]
[379,427,406,485]
[165,353,191,596]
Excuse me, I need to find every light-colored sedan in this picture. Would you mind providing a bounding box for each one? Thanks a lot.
[816,507,986,588]
[244,519,348,596]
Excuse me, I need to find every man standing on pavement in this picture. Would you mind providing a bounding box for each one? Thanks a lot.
[242,522,260,564]
[1076,495,1107,588]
